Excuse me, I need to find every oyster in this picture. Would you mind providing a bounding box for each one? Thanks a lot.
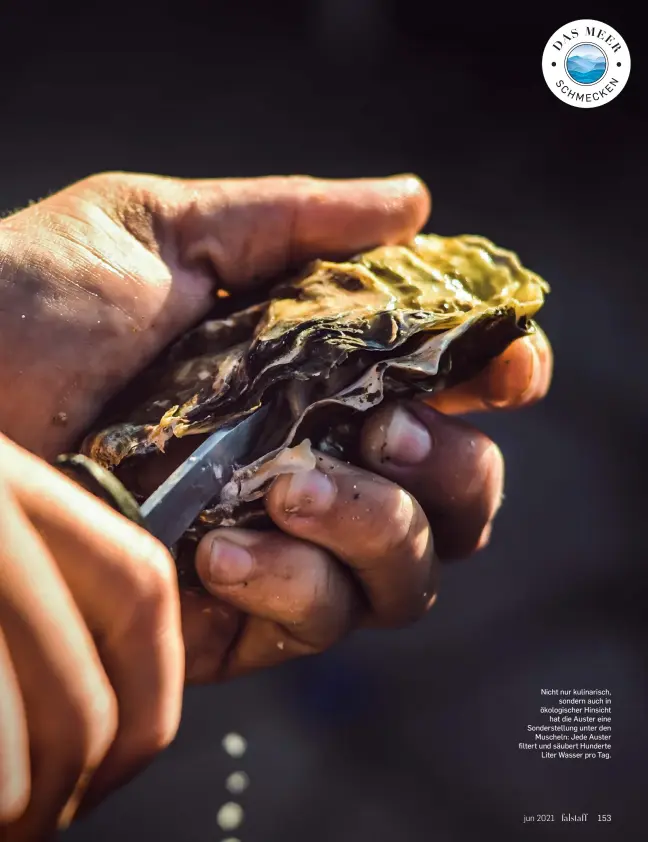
[78,234,549,580]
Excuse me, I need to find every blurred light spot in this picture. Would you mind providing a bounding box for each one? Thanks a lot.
[217,802,244,831]
[226,771,250,794]
[222,732,247,757]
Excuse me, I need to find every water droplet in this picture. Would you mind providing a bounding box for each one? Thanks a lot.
[222,733,247,758]
[217,802,244,831]
[225,771,250,795]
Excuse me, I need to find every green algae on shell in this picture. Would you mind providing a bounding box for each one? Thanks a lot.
[79,233,549,566]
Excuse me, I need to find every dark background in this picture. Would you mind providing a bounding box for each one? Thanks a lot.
[2,2,647,840]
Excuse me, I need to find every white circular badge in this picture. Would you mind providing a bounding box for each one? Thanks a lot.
[542,20,631,108]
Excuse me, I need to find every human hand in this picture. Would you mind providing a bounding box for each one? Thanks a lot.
[0,432,184,839]
[0,331,552,838]
[0,171,431,459]
[187,322,552,679]
[0,171,552,834]
[0,169,551,679]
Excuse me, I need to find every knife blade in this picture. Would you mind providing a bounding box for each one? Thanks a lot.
[139,403,270,548]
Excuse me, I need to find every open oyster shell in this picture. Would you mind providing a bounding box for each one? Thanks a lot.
[81,233,549,571]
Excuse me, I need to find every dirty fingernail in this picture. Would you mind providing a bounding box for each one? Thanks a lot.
[207,537,254,585]
[382,406,431,465]
[281,469,335,517]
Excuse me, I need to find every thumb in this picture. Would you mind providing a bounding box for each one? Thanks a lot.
[148,173,431,289]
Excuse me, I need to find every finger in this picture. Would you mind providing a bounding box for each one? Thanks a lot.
[264,455,436,628]
[0,482,117,839]
[426,326,553,415]
[0,628,30,825]
[193,528,360,679]
[180,590,242,685]
[360,401,504,559]
[159,173,431,288]
[5,445,184,804]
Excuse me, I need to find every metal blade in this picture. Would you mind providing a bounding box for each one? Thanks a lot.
[139,404,270,548]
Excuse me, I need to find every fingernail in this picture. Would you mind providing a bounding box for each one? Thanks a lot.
[207,537,254,585]
[382,406,431,465]
[281,469,335,517]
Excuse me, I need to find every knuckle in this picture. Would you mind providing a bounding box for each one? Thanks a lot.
[287,548,355,648]
[363,488,425,559]
[139,537,179,598]
[286,551,331,627]
[132,712,181,759]
[76,173,159,236]
[116,535,178,616]
[81,170,128,190]
[382,582,437,631]
[75,171,127,199]
[456,438,503,506]
[107,535,180,647]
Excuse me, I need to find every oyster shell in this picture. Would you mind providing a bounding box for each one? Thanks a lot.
[80,234,549,575]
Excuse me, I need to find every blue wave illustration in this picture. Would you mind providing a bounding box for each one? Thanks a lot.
[566,50,606,84]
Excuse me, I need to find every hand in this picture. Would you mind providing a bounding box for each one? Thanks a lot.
[0,171,430,460]
[0,432,184,839]
[0,171,552,833]
[188,324,552,678]
[0,346,552,839]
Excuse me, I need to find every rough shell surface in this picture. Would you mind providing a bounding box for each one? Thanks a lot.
[81,234,549,568]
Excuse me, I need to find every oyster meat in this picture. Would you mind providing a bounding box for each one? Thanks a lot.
[79,233,549,577]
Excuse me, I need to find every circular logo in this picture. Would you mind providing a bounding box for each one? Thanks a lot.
[566,43,607,85]
[542,20,630,108]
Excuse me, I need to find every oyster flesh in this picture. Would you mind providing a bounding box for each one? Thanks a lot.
[79,233,549,576]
